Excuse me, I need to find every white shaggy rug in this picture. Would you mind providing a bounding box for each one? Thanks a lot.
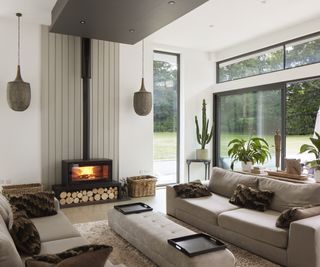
[74,219,280,267]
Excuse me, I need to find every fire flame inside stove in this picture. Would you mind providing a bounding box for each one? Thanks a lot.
[72,166,98,180]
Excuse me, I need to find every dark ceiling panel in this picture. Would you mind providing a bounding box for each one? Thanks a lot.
[50,0,208,44]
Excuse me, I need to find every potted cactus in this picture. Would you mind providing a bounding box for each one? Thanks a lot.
[195,99,214,160]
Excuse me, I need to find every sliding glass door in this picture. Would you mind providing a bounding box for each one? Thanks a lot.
[216,86,282,170]
[153,51,180,185]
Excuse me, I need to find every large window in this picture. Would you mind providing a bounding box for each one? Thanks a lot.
[214,78,320,170]
[153,51,180,185]
[217,86,282,169]
[218,33,320,83]
[219,47,283,83]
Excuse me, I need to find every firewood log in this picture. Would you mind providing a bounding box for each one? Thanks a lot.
[98,188,104,194]
[74,198,79,204]
[77,192,83,198]
[93,188,98,194]
[87,191,93,197]
[66,197,73,204]
[109,193,115,199]
[71,192,77,198]
[94,194,101,201]
[101,193,108,200]
[82,195,88,202]
[60,198,66,205]
[60,192,67,199]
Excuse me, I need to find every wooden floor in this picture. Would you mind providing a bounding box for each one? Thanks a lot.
[63,187,166,224]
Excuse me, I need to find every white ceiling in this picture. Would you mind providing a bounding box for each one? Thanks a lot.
[1,0,320,52]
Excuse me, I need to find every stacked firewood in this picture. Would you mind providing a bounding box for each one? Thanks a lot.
[58,186,118,206]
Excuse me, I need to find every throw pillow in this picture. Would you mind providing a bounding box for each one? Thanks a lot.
[9,207,41,255]
[174,180,211,198]
[9,192,57,218]
[25,245,113,267]
[276,205,320,228]
[229,183,274,212]
[0,193,13,229]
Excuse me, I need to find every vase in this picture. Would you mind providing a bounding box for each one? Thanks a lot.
[314,169,320,183]
[196,149,209,160]
[241,161,252,172]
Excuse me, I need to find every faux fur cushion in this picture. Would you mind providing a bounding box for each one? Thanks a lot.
[229,183,274,211]
[9,207,41,255]
[25,245,113,267]
[276,205,320,228]
[174,180,211,198]
[9,192,57,218]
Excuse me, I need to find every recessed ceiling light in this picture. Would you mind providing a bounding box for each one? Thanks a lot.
[260,0,267,3]
[80,19,86,24]
[168,1,176,5]
[129,29,135,33]
[209,24,214,28]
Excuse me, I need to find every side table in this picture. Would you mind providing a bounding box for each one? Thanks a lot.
[186,159,211,182]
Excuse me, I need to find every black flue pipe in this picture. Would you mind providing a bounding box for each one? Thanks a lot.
[81,38,91,160]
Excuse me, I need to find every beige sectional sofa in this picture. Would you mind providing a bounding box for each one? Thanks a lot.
[167,167,320,267]
[0,198,124,267]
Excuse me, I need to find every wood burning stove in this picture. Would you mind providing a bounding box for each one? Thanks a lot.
[62,159,112,186]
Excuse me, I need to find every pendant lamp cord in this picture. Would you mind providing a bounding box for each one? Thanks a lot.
[17,13,21,66]
[142,39,144,78]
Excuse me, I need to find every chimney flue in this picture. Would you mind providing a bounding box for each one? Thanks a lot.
[81,38,91,160]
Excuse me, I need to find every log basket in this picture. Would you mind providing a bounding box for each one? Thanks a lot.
[1,183,43,198]
[127,175,157,197]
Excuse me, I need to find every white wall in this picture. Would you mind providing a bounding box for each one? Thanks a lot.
[119,41,214,182]
[0,18,41,184]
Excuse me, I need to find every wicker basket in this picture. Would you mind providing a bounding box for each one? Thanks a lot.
[127,176,157,197]
[1,183,43,198]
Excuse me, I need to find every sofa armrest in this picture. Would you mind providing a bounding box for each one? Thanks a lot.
[166,185,177,216]
[287,215,320,267]
[54,197,60,211]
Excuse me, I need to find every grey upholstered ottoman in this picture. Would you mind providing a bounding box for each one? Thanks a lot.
[108,209,235,267]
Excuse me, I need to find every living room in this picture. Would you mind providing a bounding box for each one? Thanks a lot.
[1,0,320,266]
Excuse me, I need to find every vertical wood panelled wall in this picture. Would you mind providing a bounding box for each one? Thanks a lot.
[41,26,119,187]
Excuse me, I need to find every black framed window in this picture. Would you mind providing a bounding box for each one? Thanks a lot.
[213,77,320,170]
[153,51,180,185]
[285,35,320,68]
[217,32,320,83]
[218,46,283,83]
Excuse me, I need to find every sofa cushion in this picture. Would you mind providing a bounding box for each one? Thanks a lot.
[25,245,113,267]
[172,192,238,225]
[9,192,57,218]
[173,181,211,198]
[218,208,288,248]
[209,167,258,198]
[31,211,81,242]
[258,177,320,212]
[276,205,320,228]
[0,193,13,228]
[0,215,23,267]
[10,208,41,255]
[229,184,274,211]
[40,237,89,254]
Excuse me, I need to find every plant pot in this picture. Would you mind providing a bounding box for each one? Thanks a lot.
[196,149,209,160]
[241,161,252,172]
[314,169,320,183]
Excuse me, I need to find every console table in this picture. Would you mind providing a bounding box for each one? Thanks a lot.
[186,159,211,182]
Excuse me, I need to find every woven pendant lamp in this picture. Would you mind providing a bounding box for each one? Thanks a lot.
[7,13,31,112]
[133,40,152,116]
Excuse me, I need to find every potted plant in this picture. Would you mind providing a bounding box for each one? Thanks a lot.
[195,99,213,160]
[300,132,320,182]
[228,137,271,172]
